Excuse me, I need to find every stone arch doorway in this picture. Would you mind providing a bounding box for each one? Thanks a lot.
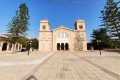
[2,43,7,51]
[57,43,60,50]
[65,43,69,50]
[61,43,64,50]
[57,43,69,51]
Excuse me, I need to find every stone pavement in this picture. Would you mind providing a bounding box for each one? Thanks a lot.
[0,51,53,80]
[0,51,120,80]
[76,51,120,80]
[25,51,120,80]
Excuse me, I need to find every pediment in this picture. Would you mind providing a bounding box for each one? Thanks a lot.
[52,25,73,31]
[58,25,67,29]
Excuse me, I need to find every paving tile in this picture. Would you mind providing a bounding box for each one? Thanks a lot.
[0,51,120,80]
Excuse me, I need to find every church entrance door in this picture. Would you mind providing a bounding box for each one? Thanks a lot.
[61,43,64,50]
[57,43,60,50]
[56,43,69,51]
[65,43,69,50]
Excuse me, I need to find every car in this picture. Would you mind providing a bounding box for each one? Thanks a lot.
[21,47,27,52]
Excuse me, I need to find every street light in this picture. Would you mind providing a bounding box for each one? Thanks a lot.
[97,40,101,55]
[27,40,32,55]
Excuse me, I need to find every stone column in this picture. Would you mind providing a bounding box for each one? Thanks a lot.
[19,44,21,50]
[11,44,14,51]
[7,43,9,51]
[0,42,3,51]
[13,44,16,51]
[20,44,23,50]
[17,44,20,51]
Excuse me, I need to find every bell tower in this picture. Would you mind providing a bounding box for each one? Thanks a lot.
[40,18,50,31]
[74,18,85,31]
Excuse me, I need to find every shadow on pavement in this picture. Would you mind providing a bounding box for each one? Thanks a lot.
[26,75,37,80]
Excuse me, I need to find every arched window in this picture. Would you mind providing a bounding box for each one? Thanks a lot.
[43,26,46,29]
[61,32,64,38]
[56,32,68,39]
[79,25,83,29]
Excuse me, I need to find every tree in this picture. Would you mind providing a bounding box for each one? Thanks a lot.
[91,28,111,49]
[18,36,29,47]
[7,3,30,43]
[100,0,120,40]
[30,38,38,49]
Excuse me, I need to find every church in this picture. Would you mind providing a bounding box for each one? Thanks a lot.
[38,18,87,51]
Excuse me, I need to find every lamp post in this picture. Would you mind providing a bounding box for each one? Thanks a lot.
[97,40,101,55]
[27,40,32,55]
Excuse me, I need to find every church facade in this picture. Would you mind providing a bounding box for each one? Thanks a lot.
[38,18,87,51]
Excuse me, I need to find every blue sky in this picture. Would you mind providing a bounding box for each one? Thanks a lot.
[0,0,111,42]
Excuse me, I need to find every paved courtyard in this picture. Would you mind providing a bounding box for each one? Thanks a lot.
[0,51,120,80]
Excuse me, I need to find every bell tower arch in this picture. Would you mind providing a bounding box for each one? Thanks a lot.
[40,18,50,31]
[74,18,85,31]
